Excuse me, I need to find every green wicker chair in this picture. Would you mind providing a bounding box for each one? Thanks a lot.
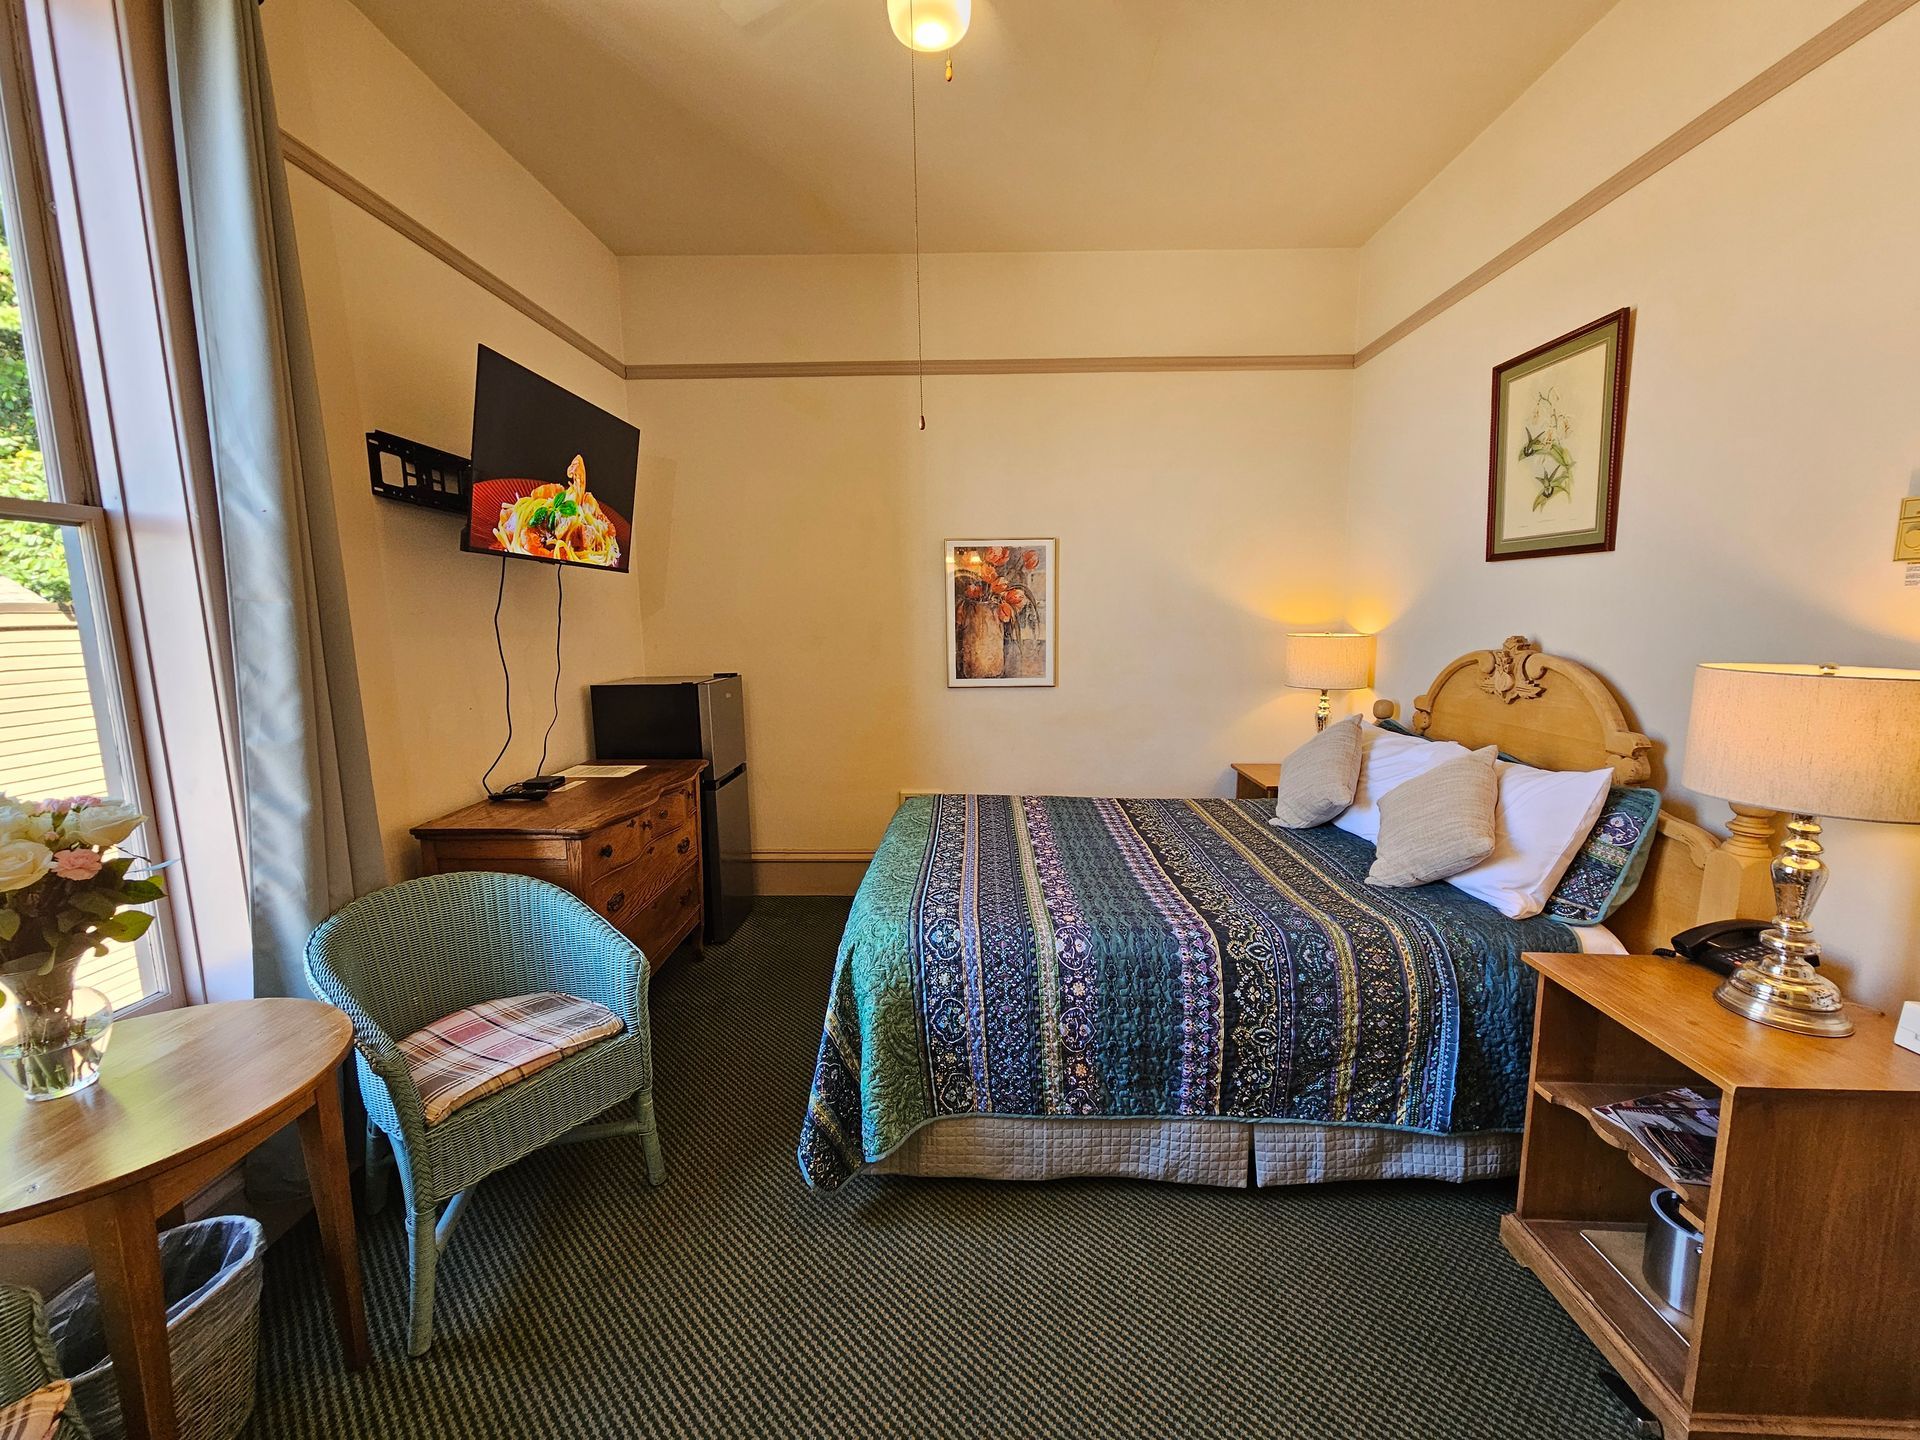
[0,1286,90,1439]
[304,871,665,1357]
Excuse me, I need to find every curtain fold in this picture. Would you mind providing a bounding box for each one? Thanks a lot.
[161,0,385,1019]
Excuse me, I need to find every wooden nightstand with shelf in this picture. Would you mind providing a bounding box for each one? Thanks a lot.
[1506,950,1920,1440]
[1231,762,1280,799]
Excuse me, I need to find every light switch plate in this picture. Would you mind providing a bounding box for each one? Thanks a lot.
[1895,497,1920,562]
[1897,1000,1920,1057]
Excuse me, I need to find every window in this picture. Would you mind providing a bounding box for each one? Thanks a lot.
[0,89,171,1011]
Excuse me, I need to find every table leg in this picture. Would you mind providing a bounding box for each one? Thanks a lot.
[83,1183,176,1440]
[296,1072,371,1370]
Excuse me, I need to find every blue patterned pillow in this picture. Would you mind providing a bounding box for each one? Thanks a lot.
[1544,786,1661,926]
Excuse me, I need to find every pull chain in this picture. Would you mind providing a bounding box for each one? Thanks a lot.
[909,28,926,430]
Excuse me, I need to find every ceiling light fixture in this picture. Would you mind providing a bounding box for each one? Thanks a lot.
[887,0,969,54]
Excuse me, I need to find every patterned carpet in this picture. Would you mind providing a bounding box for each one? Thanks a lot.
[247,898,1628,1438]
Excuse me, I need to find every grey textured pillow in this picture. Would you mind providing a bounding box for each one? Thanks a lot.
[1366,745,1499,888]
[1268,714,1364,829]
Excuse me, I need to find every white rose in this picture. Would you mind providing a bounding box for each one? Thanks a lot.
[0,838,53,893]
[60,800,144,850]
[0,799,29,844]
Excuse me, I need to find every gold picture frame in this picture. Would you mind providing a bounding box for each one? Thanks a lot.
[1487,309,1631,561]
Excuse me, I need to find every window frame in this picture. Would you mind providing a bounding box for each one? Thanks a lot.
[2,0,255,1008]
[0,0,182,1013]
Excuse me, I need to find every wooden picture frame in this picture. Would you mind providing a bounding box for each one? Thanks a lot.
[945,538,1056,688]
[1486,308,1630,561]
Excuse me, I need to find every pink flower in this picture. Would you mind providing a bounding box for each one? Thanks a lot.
[52,848,103,882]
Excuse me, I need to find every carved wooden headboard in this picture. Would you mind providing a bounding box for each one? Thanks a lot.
[1377,636,1773,953]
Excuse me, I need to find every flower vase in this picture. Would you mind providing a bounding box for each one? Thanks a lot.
[958,600,1006,679]
[0,960,114,1100]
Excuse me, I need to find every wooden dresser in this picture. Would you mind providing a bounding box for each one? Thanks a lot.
[412,761,707,971]
[1506,950,1920,1440]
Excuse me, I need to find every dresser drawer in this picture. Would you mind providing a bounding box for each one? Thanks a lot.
[585,826,698,927]
[582,783,696,876]
[624,862,701,970]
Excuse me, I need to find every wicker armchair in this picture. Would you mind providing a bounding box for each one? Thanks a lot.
[0,1286,89,1439]
[305,872,665,1357]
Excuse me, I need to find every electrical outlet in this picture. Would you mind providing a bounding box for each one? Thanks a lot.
[1895,497,1920,562]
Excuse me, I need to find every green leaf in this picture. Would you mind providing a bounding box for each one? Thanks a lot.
[69,890,117,918]
[0,908,17,942]
[100,911,153,944]
[118,879,164,903]
[105,856,134,879]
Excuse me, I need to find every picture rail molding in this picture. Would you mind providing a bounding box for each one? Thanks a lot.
[277,0,1911,379]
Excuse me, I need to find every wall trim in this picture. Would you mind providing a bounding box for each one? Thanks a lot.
[628,354,1353,380]
[1351,0,1917,365]
[279,132,626,378]
[277,0,1911,383]
[750,849,874,864]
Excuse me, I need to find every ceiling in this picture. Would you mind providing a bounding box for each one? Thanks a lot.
[348,0,1616,256]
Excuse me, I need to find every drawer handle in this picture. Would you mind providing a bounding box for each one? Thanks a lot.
[676,836,691,856]
[599,844,614,859]
[606,890,627,915]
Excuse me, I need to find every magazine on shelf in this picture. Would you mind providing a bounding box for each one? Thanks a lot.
[1591,1086,1720,1187]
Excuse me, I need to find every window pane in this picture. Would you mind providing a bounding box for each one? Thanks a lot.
[0,518,155,1011]
[0,196,49,502]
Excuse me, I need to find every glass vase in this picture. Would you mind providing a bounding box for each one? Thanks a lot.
[0,960,115,1101]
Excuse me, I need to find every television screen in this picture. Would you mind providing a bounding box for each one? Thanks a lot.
[464,346,639,572]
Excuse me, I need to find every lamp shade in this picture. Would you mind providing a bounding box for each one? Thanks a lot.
[1285,632,1375,692]
[1682,663,1920,823]
[887,0,970,51]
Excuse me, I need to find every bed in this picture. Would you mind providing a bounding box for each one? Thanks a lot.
[798,637,1772,1191]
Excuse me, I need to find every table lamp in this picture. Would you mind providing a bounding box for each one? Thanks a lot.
[1285,632,1375,731]
[1682,663,1920,1038]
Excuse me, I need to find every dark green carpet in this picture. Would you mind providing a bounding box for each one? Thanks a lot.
[248,898,1626,1438]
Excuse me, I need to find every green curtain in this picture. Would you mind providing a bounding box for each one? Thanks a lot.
[161,0,385,1010]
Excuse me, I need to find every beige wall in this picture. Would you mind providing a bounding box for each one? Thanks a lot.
[623,252,1356,878]
[1347,2,1920,1006]
[264,0,646,878]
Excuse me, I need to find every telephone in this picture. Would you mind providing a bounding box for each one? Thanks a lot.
[1661,919,1804,978]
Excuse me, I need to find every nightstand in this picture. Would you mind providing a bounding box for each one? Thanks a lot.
[1231,762,1280,799]
[1505,950,1920,1440]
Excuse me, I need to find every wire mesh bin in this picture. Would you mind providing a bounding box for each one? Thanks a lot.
[48,1218,266,1440]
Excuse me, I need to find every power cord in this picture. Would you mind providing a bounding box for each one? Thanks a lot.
[480,553,515,798]
[536,563,563,778]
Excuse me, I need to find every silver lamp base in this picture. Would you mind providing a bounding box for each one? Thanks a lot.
[1712,812,1854,1039]
[1713,956,1854,1037]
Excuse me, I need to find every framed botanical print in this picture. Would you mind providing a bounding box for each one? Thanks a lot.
[1486,308,1630,561]
[946,538,1055,687]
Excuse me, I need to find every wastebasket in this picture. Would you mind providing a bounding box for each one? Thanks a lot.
[47,1217,266,1440]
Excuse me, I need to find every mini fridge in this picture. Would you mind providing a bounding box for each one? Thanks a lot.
[589,674,752,944]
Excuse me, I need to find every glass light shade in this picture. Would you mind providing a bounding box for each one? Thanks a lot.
[1682,663,1920,822]
[1285,632,1375,693]
[887,0,970,52]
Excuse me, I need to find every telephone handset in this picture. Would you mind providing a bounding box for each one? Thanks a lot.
[1661,919,1805,978]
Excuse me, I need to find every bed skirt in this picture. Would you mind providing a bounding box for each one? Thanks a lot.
[868,1117,1519,1188]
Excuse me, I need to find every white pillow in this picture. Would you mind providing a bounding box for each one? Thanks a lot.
[1332,726,1471,844]
[1444,759,1613,919]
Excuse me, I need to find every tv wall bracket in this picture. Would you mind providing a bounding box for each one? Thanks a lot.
[366,430,470,514]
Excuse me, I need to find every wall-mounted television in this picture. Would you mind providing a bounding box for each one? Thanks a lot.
[463,346,639,572]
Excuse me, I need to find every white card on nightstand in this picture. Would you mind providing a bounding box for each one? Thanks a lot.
[1897,1001,1920,1057]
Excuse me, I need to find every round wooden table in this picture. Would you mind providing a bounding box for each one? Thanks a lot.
[0,998,369,1440]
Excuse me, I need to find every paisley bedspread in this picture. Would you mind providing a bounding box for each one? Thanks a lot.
[798,796,1576,1190]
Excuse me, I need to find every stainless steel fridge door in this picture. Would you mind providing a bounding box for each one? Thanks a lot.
[701,677,749,776]
[704,763,754,943]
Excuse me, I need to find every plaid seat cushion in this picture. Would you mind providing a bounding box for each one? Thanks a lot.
[0,1382,71,1440]
[399,992,625,1126]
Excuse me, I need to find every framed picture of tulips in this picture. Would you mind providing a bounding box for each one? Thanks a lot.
[946,539,1055,687]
